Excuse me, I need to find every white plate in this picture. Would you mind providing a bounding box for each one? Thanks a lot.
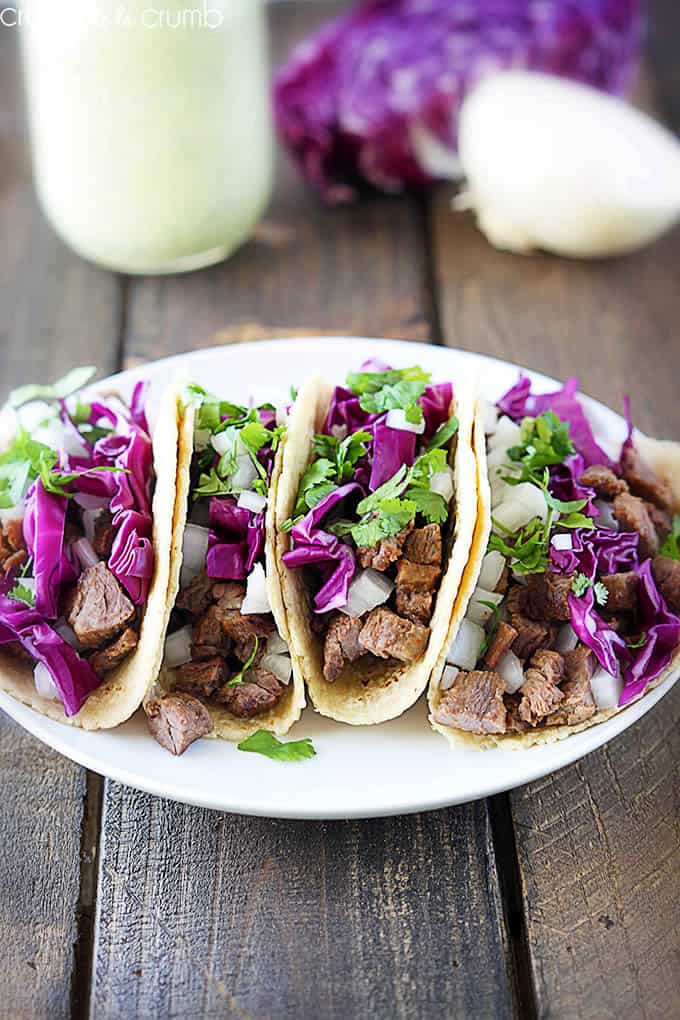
[0,338,676,819]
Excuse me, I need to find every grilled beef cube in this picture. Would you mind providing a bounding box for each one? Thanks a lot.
[484,621,518,670]
[524,571,573,622]
[546,645,596,726]
[395,588,433,625]
[1,640,33,662]
[218,609,274,647]
[434,669,507,734]
[645,502,672,543]
[359,607,428,663]
[357,523,413,572]
[579,465,628,500]
[175,656,229,699]
[395,559,441,594]
[192,606,224,650]
[3,549,27,574]
[146,693,213,755]
[92,510,116,559]
[3,518,25,552]
[176,572,215,617]
[67,562,135,647]
[213,581,246,611]
[494,564,510,596]
[89,627,138,675]
[600,572,638,613]
[652,556,680,613]
[216,665,284,717]
[506,586,553,661]
[620,444,673,512]
[323,613,366,682]
[518,650,565,725]
[0,531,12,570]
[403,524,442,566]
[613,492,659,559]
[505,695,530,734]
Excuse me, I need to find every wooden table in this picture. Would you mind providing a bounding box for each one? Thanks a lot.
[1,4,679,1018]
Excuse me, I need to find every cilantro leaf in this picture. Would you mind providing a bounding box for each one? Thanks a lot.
[356,465,410,516]
[351,497,416,549]
[193,468,233,501]
[39,462,127,500]
[345,365,430,395]
[571,572,591,597]
[410,448,448,487]
[427,414,459,452]
[507,411,575,479]
[8,582,35,606]
[358,381,426,422]
[240,421,271,456]
[660,515,680,561]
[489,517,551,575]
[228,637,260,687]
[7,366,96,409]
[404,486,448,525]
[237,730,316,762]
[293,458,336,517]
[593,581,609,606]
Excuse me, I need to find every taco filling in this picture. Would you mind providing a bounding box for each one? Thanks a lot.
[0,368,155,716]
[148,385,295,755]
[434,376,680,738]
[281,362,460,685]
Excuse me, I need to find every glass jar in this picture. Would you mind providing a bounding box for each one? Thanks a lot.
[19,0,273,274]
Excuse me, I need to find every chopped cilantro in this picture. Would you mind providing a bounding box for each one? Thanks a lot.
[345,365,430,425]
[404,487,448,525]
[478,601,501,659]
[7,366,96,409]
[427,414,459,452]
[571,573,609,606]
[39,460,127,500]
[356,465,410,517]
[227,637,260,687]
[8,582,35,606]
[660,515,680,561]
[507,411,575,480]
[193,468,233,501]
[240,420,272,457]
[351,497,416,549]
[237,730,316,762]
[345,365,430,395]
[489,517,551,575]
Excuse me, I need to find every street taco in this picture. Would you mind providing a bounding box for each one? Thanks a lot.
[0,368,175,729]
[145,383,305,755]
[274,361,478,725]
[429,376,680,749]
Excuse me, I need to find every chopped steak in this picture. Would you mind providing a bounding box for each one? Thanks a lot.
[506,586,552,661]
[323,613,365,682]
[395,587,433,624]
[600,572,638,613]
[494,563,510,596]
[524,571,573,622]
[613,492,659,559]
[357,522,413,572]
[395,559,441,594]
[652,556,680,614]
[89,627,138,675]
[92,510,116,559]
[176,572,214,617]
[67,562,135,647]
[3,549,27,574]
[579,465,628,500]
[249,663,285,696]
[545,644,596,727]
[519,650,565,725]
[0,532,12,569]
[193,606,224,650]
[3,518,25,552]
[620,444,673,512]
[506,695,530,733]
[213,581,246,612]
[191,642,224,662]
[645,502,672,542]
[403,524,442,566]
[485,621,519,670]
[233,634,267,666]
[175,656,229,699]
[1,640,32,662]
[146,692,213,755]
[434,670,507,734]
[218,608,274,645]
[359,607,429,663]
[216,667,284,717]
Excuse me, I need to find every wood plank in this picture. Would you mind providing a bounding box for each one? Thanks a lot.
[0,24,123,1018]
[91,788,513,1020]
[122,1,432,368]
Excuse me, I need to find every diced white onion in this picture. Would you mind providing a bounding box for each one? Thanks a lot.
[339,568,394,619]
[467,586,504,626]
[34,420,86,459]
[231,455,258,491]
[497,650,524,694]
[555,623,579,654]
[276,405,289,428]
[551,533,573,551]
[267,632,289,656]
[440,664,460,691]
[488,415,521,450]
[74,492,109,511]
[164,626,193,669]
[194,427,211,451]
[491,477,513,510]
[237,490,267,515]
[330,424,347,440]
[34,662,59,701]
[590,666,623,710]
[446,619,485,670]
[478,550,506,592]
[82,508,103,544]
[241,562,271,615]
[594,498,619,532]
[73,537,99,570]
[16,401,52,433]
[481,400,499,436]
[182,524,210,578]
[262,653,292,686]
[0,499,24,525]
[486,444,512,472]
[385,409,426,435]
[211,429,236,456]
[430,468,454,504]
[492,482,547,534]
[55,618,80,648]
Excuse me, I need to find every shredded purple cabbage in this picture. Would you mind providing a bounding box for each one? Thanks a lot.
[567,586,630,678]
[369,421,415,491]
[550,526,639,576]
[23,482,78,619]
[498,375,613,468]
[620,560,680,706]
[274,0,642,202]
[325,386,380,434]
[549,454,598,517]
[0,591,100,716]
[206,497,264,581]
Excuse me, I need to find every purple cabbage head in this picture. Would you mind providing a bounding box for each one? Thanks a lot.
[274,0,642,202]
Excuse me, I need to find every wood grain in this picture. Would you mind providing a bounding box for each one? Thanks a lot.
[122,1,432,367]
[91,788,513,1020]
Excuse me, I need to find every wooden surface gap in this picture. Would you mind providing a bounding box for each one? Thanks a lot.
[71,773,105,1020]
[417,195,445,346]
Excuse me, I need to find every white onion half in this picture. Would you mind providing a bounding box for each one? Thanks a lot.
[446,619,485,671]
[493,482,547,534]
[590,666,623,710]
[241,562,271,615]
[467,587,504,627]
[164,626,193,669]
[440,664,460,691]
[261,653,292,686]
[34,662,59,700]
[385,409,425,435]
[238,490,267,515]
[339,568,394,619]
[478,550,506,593]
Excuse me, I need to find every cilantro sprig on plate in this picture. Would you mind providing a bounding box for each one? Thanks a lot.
[237,730,316,762]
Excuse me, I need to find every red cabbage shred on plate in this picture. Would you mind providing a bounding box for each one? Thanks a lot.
[274,0,642,202]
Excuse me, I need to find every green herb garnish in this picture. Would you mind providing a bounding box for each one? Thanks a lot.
[7,366,96,409]
[227,637,260,687]
[478,601,501,659]
[571,573,609,606]
[8,582,35,607]
[507,411,575,480]
[660,515,680,561]
[346,366,431,425]
[237,730,316,762]
[427,414,459,452]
